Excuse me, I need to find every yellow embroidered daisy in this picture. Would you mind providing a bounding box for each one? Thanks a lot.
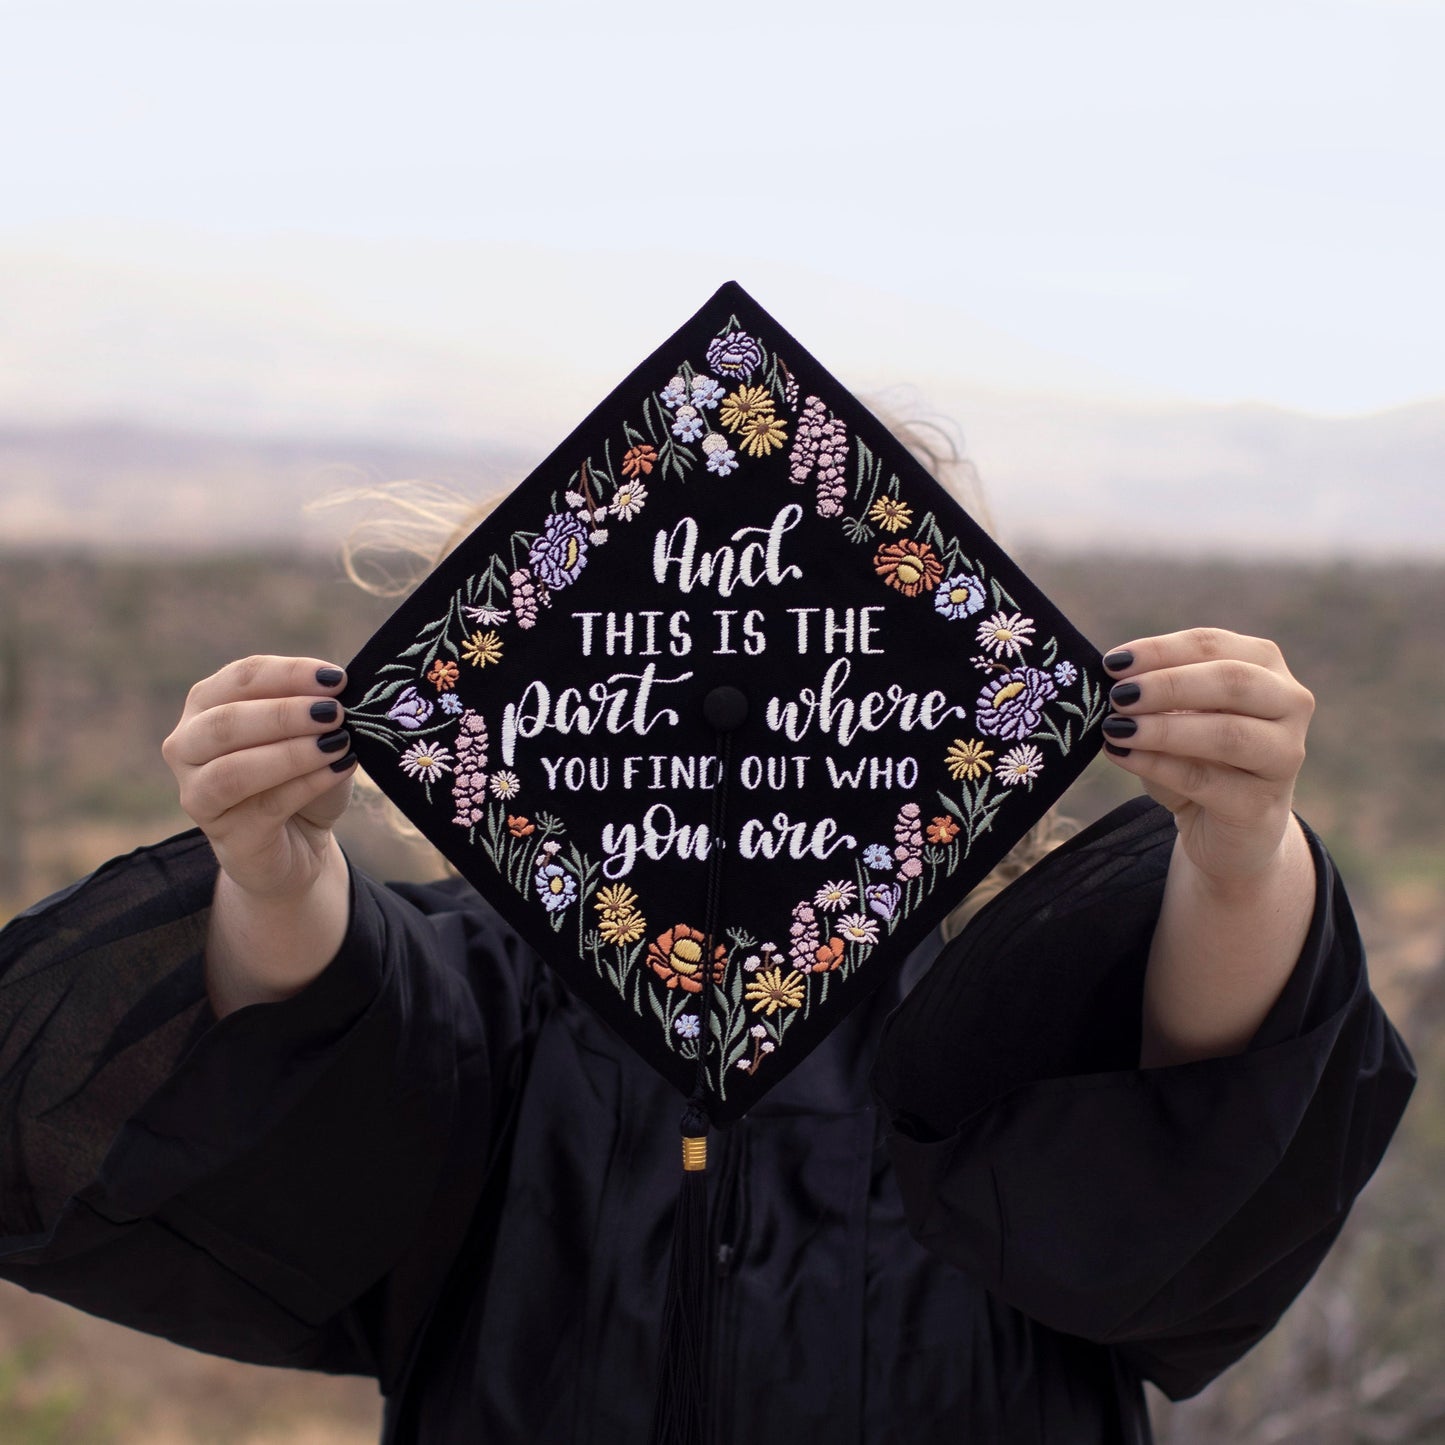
[744,966,806,1016]
[460,629,504,667]
[868,496,913,533]
[738,413,788,457]
[598,910,646,947]
[719,385,775,435]
[945,738,994,781]
[594,883,641,920]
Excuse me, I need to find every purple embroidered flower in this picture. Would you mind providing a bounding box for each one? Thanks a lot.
[660,374,689,408]
[1053,660,1078,687]
[671,404,704,443]
[528,512,589,590]
[690,375,725,409]
[509,567,549,629]
[789,900,821,973]
[439,691,464,715]
[866,882,901,921]
[893,802,923,881]
[450,709,489,827]
[934,573,987,621]
[863,843,892,871]
[706,329,764,380]
[535,862,577,913]
[386,685,434,730]
[674,1013,702,1039]
[975,666,1059,741]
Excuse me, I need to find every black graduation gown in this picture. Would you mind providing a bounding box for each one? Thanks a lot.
[0,797,1415,1444]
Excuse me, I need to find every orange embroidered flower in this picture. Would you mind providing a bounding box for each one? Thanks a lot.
[926,815,961,845]
[874,539,943,598]
[507,815,535,837]
[813,937,845,972]
[621,444,658,478]
[427,658,461,691]
[647,924,726,994]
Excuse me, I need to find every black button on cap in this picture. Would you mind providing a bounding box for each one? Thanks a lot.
[703,685,748,733]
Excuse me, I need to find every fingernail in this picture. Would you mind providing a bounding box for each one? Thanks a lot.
[1109,681,1141,706]
[310,700,340,723]
[317,728,350,754]
[1102,715,1137,738]
[316,667,345,687]
[1103,649,1134,673]
[1104,741,1132,757]
[330,752,359,772]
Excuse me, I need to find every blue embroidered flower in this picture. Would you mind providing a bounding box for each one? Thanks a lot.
[671,404,704,443]
[933,572,987,621]
[863,843,892,871]
[1053,660,1078,687]
[673,1013,701,1039]
[975,666,1059,741]
[865,882,901,921]
[386,685,434,730]
[439,691,464,715]
[705,446,739,476]
[528,512,589,590]
[690,375,725,409]
[660,374,688,408]
[706,329,764,380]
[535,862,577,913]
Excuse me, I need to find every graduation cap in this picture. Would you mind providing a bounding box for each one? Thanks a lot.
[340,281,1108,1438]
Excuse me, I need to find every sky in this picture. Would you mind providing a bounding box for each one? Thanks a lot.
[2,0,1443,415]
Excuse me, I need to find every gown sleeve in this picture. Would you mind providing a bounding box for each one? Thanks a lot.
[870,795,1417,1402]
[0,830,542,1390]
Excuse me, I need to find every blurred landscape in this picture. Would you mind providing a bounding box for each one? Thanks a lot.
[0,538,1441,1443]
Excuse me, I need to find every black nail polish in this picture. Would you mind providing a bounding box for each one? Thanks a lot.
[316,667,344,687]
[1104,741,1132,757]
[317,728,350,754]
[310,699,339,723]
[1102,715,1137,738]
[1109,681,1141,706]
[1103,649,1134,673]
[330,752,359,773]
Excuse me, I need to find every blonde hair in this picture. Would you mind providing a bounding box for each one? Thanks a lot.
[323,403,1071,937]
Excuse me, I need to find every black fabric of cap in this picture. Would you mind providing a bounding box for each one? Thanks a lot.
[341,281,1108,1125]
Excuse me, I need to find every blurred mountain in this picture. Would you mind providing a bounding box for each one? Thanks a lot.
[1,398,1439,555]
[0,238,1440,555]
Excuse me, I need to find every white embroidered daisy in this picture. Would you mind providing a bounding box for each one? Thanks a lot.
[997,743,1045,787]
[975,610,1036,659]
[489,769,521,800]
[837,912,880,946]
[463,604,510,626]
[813,879,857,912]
[399,739,454,783]
[609,480,648,521]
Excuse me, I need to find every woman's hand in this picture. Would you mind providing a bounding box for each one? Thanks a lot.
[161,656,359,1016]
[162,655,357,900]
[1098,628,1314,886]
[1098,629,1320,1066]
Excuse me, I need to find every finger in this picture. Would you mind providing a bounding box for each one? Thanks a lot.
[1102,745,1267,819]
[220,756,359,845]
[181,734,357,825]
[184,656,346,719]
[167,695,348,768]
[1102,711,1302,781]
[1105,658,1309,723]
[1103,629,1285,680]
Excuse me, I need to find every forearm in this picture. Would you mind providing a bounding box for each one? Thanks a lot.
[1140,814,1316,1068]
[205,837,352,1018]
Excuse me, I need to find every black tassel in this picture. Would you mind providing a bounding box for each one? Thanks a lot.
[649,1100,713,1445]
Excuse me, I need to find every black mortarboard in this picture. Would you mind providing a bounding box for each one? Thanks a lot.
[341,282,1107,1436]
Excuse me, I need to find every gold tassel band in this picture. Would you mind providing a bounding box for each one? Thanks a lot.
[682,1135,708,1172]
